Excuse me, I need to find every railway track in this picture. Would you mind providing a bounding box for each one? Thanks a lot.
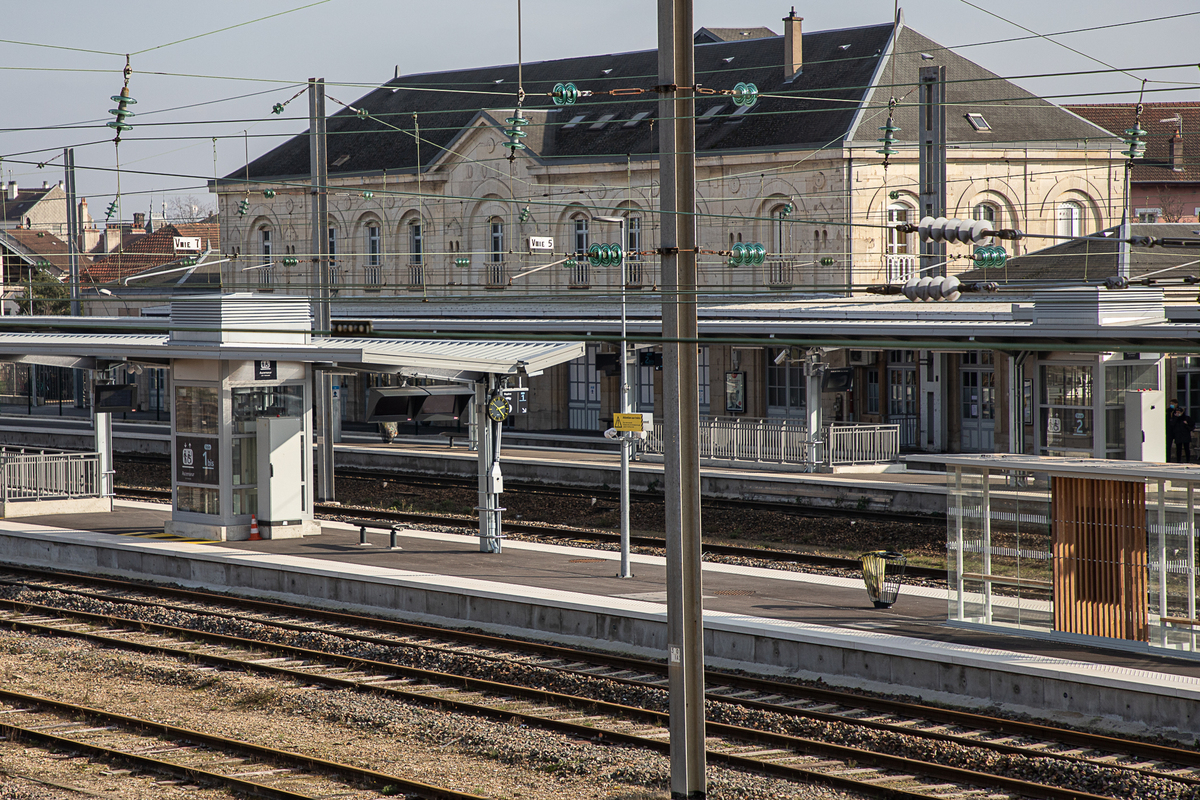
[0,689,486,800]
[114,452,945,527]
[114,485,947,581]
[0,566,1194,800]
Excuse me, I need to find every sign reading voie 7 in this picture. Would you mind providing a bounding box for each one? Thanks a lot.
[173,236,201,252]
[613,413,646,432]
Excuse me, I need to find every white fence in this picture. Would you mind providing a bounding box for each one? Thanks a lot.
[643,417,900,468]
[1,450,104,504]
[826,423,901,466]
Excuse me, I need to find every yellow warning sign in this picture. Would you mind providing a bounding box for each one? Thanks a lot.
[613,413,645,432]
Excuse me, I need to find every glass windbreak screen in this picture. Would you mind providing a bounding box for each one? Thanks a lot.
[232,385,304,434]
[175,386,219,434]
[1042,365,1092,406]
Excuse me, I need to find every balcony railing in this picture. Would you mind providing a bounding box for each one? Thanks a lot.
[364,263,382,290]
[407,263,425,289]
[766,257,794,288]
[568,259,590,289]
[625,259,644,289]
[886,254,918,283]
[256,263,276,291]
[485,260,508,287]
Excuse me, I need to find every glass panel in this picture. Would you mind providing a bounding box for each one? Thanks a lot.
[1042,364,1093,406]
[232,385,304,434]
[232,487,258,517]
[175,386,219,435]
[176,485,220,515]
[232,436,257,486]
[1042,408,1093,455]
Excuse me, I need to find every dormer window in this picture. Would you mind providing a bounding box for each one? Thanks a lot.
[624,111,651,128]
[589,114,615,130]
[965,113,991,132]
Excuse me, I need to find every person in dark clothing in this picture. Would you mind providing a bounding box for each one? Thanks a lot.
[1171,407,1194,463]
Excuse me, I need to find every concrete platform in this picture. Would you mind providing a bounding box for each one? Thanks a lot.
[1,501,1197,740]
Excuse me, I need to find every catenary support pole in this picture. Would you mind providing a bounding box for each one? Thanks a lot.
[309,78,335,502]
[658,0,706,795]
[64,148,85,407]
[919,65,946,279]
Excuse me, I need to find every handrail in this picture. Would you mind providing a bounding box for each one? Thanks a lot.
[1,451,104,504]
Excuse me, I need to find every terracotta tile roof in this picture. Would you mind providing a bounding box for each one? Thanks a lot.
[1,229,71,275]
[1067,103,1200,183]
[85,222,220,284]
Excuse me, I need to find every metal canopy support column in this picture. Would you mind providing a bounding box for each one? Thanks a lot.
[982,467,992,623]
[919,65,946,279]
[477,375,503,553]
[658,0,705,795]
[64,148,84,407]
[805,351,824,471]
[95,410,113,500]
[309,77,335,502]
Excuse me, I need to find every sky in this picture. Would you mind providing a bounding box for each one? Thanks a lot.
[1,0,1196,220]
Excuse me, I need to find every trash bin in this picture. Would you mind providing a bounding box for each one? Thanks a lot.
[861,550,907,608]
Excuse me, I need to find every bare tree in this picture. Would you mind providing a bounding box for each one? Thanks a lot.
[165,195,216,223]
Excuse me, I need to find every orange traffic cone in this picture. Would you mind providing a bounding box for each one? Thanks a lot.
[249,514,261,541]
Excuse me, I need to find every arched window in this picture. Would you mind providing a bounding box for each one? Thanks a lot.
[408,219,423,265]
[258,226,272,258]
[573,216,589,254]
[490,217,504,262]
[972,202,998,227]
[887,203,912,255]
[364,223,380,267]
[1057,201,1082,239]
[770,205,788,255]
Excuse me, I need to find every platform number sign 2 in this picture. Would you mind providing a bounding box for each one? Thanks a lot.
[254,360,277,381]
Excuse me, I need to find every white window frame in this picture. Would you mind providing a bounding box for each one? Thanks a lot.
[489,218,504,263]
[573,216,589,254]
[887,203,911,255]
[1056,201,1082,239]
[365,224,381,267]
[409,220,423,265]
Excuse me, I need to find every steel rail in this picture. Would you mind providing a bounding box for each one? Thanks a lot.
[0,598,1149,800]
[3,565,1195,773]
[0,687,488,800]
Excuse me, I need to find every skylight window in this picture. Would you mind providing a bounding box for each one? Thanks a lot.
[589,114,616,130]
[838,44,851,50]
[601,68,613,75]
[563,114,587,129]
[728,104,753,122]
[623,111,651,128]
[965,113,991,132]
[722,57,735,63]
[697,105,725,123]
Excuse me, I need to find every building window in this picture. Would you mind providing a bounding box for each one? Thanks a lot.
[770,205,788,254]
[972,202,998,226]
[626,216,641,259]
[365,224,380,267]
[866,368,880,414]
[1056,201,1082,239]
[259,227,272,258]
[573,216,589,254]
[766,348,805,418]
[887,204,911,255]
[490,218,504,263]
[1136,208,1161,223]
[409,221,423,265]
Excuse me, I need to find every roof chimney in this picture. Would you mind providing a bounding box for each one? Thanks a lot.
[6,181,16,201]
[783,7,803,82]
[41,180,49,189]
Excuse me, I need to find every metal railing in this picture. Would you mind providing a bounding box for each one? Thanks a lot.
[766,257,794,287]
[625,259,644,289]
[826,423,900,465]
[885,254,918,283]
[568,259,590,289]
[1,450,104,504]
[486,260,508,287]
[643,417,900,468]
[364,264,382,289]
[407,263,425,289]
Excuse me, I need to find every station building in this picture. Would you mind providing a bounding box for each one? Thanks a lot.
[204,12,1144,459]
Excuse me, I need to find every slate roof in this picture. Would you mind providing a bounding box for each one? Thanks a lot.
[853,28,1117,149]
[231,21,1119,187]
[231,23,898,183]
[694,27,778,44]
[86,223,220,284]
[0,187,56,226]
[957,223,1198,283]
[1067,103,1200,183]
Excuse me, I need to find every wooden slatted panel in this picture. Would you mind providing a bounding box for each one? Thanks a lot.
[1051,476,1148,641]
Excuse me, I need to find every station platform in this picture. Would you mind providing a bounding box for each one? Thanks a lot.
[1,500,1197,740]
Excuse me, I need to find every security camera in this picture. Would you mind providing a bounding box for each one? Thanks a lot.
[773,350,789,365]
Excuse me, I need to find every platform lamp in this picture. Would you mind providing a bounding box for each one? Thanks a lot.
[595,215,634,578]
